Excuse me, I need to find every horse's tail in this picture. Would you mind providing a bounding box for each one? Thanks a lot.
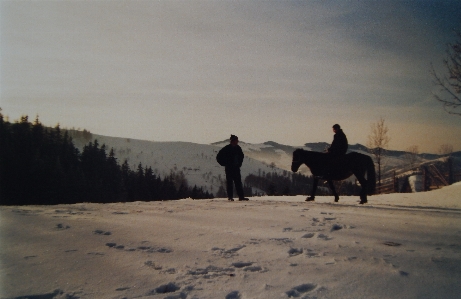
[366,155,376,195]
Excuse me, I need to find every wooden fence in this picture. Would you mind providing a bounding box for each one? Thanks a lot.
[375,158,459,194]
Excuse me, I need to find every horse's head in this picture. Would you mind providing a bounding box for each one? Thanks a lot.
[291,149,304,172]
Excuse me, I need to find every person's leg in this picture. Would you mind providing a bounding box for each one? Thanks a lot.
[233,169,244,199]
[225,168,234,200]
[232,168,249,201]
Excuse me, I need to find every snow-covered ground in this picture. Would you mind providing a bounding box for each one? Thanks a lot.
[1,183,460,298]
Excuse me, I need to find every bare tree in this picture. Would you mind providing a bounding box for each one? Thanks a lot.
[431,30,461,116]
[405,145,420,169]
[438,144,454,156]
[367,118,390,189]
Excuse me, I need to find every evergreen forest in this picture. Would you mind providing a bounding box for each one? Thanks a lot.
[0,114,212,205]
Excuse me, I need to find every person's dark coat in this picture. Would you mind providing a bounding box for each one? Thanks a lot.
[328,129,348,156]
[217,144,244,169]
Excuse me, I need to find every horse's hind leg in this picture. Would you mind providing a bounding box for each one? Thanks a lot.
[327,180,340,202]
[306,178,319,201]
[355,174,368,204]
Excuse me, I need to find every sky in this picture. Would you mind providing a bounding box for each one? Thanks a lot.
[1,0,461,153]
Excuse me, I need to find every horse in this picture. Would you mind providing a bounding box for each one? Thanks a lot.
[291,149,376,204]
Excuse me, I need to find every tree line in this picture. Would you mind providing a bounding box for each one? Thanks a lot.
[0,114,212,205]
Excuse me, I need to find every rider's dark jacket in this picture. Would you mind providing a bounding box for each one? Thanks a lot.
[328,129,348,157]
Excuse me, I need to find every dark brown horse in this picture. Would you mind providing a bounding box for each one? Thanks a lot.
[291,149,376,204]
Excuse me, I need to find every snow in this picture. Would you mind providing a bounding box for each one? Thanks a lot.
[408,175,423,192]
[70,135,289,194]
[1,183,460,298]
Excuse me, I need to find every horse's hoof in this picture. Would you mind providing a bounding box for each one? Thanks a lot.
[305,196,315,202]
[359,199,367,204]
[334,197,339,202]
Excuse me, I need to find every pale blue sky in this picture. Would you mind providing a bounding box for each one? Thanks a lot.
[1,0,461,153]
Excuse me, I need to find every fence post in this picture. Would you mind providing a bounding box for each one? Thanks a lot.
[393,171,397,193]
[422,167,427,191]
[448,157,454,185]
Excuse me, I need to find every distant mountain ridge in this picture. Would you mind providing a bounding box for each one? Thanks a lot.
[69,130,460,196]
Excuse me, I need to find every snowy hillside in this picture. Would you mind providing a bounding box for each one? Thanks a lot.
[69,131,460,196]
[70,133,289,195]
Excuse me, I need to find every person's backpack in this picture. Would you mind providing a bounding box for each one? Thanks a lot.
[216,147,227,166]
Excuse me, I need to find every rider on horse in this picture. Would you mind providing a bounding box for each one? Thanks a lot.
[292,124,375,204]
[325,124,348,178]
[328,124,348,156]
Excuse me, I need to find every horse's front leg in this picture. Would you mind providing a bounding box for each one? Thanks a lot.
[327,180,340,202]
[306,177,319,201]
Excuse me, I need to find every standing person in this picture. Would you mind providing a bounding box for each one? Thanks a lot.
[216,135,249,201]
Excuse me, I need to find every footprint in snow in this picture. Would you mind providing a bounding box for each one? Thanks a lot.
[243,266,264,272]
[225,291,242,299]
[56,223,70,230]
[383,241,401,247]
[306,249,320,258]
[93,229,111,235]
[87,252,105,256]
[146,282,180,296]
[317,234,332,240]
[212,245,246,257]
[285,283,317,297]
[161,268,177,274]
[145,261,163,270]
[187,265,235,277]
[330,224,343,231]
[269,238,293,244]
[302,233,315,238]
[399,270,410,276]
[288,247,303,256]
[232,262,253,268]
